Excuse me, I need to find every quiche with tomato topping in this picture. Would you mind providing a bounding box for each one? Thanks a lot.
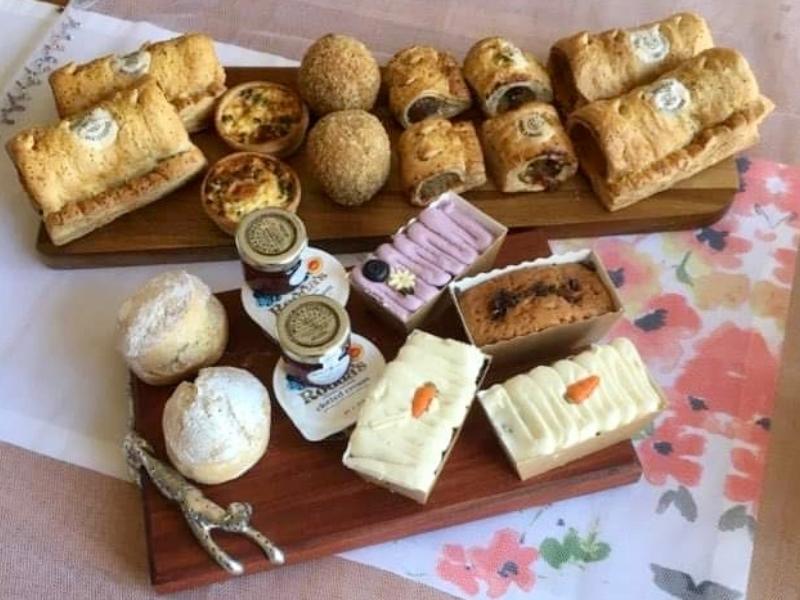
[214,82,309,157]
[201,152,300,235]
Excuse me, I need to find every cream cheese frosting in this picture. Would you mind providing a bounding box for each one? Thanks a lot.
[343,330,486,499]
[479,338,662,465]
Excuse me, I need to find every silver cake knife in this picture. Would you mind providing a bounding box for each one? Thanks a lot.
[124,431,285,575]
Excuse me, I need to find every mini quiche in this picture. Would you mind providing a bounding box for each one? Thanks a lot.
[202,152,301,235]
[214,81,309,157]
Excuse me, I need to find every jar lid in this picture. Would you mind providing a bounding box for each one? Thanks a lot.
[276,295,351,364]
[235,208,308,272]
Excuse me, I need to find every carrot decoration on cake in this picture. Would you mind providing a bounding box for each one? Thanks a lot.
[565,375,600,404]
[412,382,438,417]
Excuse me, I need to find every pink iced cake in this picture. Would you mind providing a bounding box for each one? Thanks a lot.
[351,197,496,322]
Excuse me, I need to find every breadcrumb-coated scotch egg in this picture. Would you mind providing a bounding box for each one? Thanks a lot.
[298,34,380,115]
[307,109,391,206]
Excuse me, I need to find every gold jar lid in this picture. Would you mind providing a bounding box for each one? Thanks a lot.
[276,295,351,364]
[235,208,308,272]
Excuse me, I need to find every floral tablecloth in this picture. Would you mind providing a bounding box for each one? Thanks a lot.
[344,158,800,599]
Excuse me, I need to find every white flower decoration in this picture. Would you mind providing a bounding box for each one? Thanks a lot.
[387,267,416,295]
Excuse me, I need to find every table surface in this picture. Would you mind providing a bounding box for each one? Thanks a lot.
[9,1,800,598]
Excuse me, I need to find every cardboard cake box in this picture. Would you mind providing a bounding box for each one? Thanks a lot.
[448,249,624,362]
[349,192,508,333]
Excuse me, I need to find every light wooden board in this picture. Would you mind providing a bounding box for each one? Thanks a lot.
[131,230,643,594]
[36,66,739,268]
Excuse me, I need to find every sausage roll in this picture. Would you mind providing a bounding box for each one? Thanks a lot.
[385,46,472,128]
[568,48,774,211]
[481,102,578,193]
[549,12,713,114]
[49,33,226,132]
[463,37,553,117]
[398,118,486,206]
[6,80,207,245]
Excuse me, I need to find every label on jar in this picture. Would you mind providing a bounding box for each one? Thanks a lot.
[246,213,297,256]
[241,247,349,341]
[70,108,118,149]
[629,25,670,64]
[306,348,351,386]
[272,334,386,441]
[649,78,690,114]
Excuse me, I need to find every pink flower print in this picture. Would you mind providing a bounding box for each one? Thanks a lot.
[638,416,706,487]
[773,247,797,285]
[436,544,480,596]
[469,529,538,598]
[725,446,766,508]
[590,238,662,313]
[670,393,771,447]
[612,293,701,370]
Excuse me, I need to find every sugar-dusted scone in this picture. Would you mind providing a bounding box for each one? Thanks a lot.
[479,338,664,480]
[6,79,207,245]
[548,12,713,114]
[457,262,614,346]
[398,118,486,206]
[385,46,472,128]
[343,330,488,503]
[482,102,577,192]
[463,36,552,117]
[568,48,774,211]
[49,33,226,131]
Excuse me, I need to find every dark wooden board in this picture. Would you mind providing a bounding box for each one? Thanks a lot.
[131,230,642,594]
[37,66,739,268]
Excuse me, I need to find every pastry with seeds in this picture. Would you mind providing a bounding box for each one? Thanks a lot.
[306,109,391,206]
[463,36,553,117]
[482,102,577,192]
[201,152,300,235]
[398,118,486,206]
[385,45,472,128]
[215,81,309,157]
[298,34,381,115]
[49,33,226,132]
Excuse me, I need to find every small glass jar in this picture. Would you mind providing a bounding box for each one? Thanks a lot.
[276,295,352,387]
[235,208,308,295]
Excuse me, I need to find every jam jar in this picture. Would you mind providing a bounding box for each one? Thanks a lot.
[235,208,308,295]
[276,295,352,386]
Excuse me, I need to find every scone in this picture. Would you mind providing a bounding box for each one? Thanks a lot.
[568,48,774,210]
[117,271,228,385]
[201,152,301,235]
[214,81,309,157]
[479,338,664,480]
[298,34,380,115]
[548,12,713,114]
[398,118,486,206]
[482,102,577,192]
[343,330,488,503]
[49,33,226,131]
[163,366,271,485]
[463,36,552,116]
[6,79,206,246]
[385,46,472,128]
[457,262,614,346]
[306,109,390,206]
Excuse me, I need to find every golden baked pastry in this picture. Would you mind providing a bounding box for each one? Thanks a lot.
[398,118,486,206]
[385,46,472,128]
[49,33,226,132]
[482,102,577,192]
[202,152,300,235]
[568,48,774,211]
[306,109,391,206]
[549,12,713,114]
[214,81,309,157]
[6,79,207,246]
[463,37,552,117]
[298,34,380,115]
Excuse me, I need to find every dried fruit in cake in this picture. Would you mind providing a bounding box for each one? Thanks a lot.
[298,34,380,115]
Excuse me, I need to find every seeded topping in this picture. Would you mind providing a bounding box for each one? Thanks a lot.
[219,84,304,145]
[205,155,295,220]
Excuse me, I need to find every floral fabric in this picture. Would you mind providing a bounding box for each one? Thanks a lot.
[342,157,800,599]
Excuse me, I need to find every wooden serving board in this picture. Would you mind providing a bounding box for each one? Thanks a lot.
[131,231,642,594]
[37,66,739,268]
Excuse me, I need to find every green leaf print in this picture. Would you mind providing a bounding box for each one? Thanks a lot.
[539,525,611,570]
[676,251,694,286]
[540,537,569,569]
